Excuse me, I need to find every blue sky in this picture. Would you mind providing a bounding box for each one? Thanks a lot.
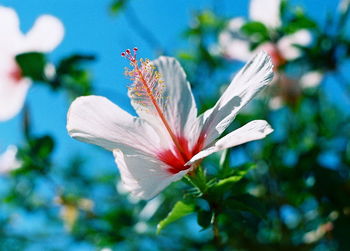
[0,0,245,166]
[0,0,344,168]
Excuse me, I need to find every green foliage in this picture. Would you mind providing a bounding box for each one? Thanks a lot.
[4,0,350,250]
[15,52,47,81]
[17,135,55,173]
[15,52,94,99]
[241,21,270,43]
[52,54,95,98]
[157,201,196,234]
[110,0,129,15]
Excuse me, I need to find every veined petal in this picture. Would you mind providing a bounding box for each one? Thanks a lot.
[249,0,281,29]
[187,120,273,165]
[201,51,274,146]
[113,149,189,200]
[277,30,312,60]
[0,6,23,52]
[154,57,198,144]
[129,56,199,149]
[219,18,253,61]
[67,95,162,155]
[22,15,64,53]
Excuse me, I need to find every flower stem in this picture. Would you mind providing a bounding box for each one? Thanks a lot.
[212,211,221,245]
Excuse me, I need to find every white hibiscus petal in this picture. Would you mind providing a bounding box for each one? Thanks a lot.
[187,120,273,165]
[129,56,199,149]
[67,95,161,155]
[113,149,189,200]
[277,30,312,60]
[153,57,198,137]
[23,15,64,52]
[0,77,31,122]
[201,51,274,146]
[249,0,281,29]
[0,6,23,52]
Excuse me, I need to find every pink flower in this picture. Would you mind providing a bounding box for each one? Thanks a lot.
[67,49,274,199]
[0,6,64,121]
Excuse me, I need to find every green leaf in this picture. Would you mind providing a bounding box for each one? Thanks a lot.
[157,201,195,234]
[215,164,256,189]
[15,52,47,81]
[110,0,128,15]
[184,167,207,196]
[226,194,267,219]
[241,21,269,42]
[215,175,244,187]
[52,54,95,97]
[197,210,213,229]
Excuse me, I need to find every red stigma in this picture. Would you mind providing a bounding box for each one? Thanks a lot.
[121,48,138,63]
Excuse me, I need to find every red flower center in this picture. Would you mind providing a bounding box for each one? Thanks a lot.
[9,65,23,83]
[262,44,286,69]
[157,134,205,174]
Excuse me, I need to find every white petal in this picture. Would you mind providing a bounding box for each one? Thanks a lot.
[201,51,274,146]
[187,120,273,165]
[0,6,23,53]
[277,30,312,60]
[154,57,198,141]
[0,145,22,174]
[113,149,189,200]
[0,79,31,121]
[23,15,64,52]
[67,95,162,154]
[249,0,281,29]
[0,59,31,121]
[219,18,253,61]
[269,96,283,110]
[129,56,198,149]
[300,71,323,88]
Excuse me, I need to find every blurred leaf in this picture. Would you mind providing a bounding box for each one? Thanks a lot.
[241,21,269,42]
[110,0,128,15]
[284,11,317,34]
[226,194,266,220]
[52,54,95,98]
[16,135,55,173]
[197,210,213,230]
[157,201,195,234]
[15,52,47,81]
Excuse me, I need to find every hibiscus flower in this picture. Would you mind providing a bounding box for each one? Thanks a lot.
[0,6,64,121]
[67,48,274,200]
[0,145,21,174]
[219,0,312,68]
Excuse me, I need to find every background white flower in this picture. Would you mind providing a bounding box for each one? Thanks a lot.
[0,145,22,174]
[219,0,312,67]
[0,6,64,121]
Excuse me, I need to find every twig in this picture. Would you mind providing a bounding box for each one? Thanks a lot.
[212,211,221,245]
